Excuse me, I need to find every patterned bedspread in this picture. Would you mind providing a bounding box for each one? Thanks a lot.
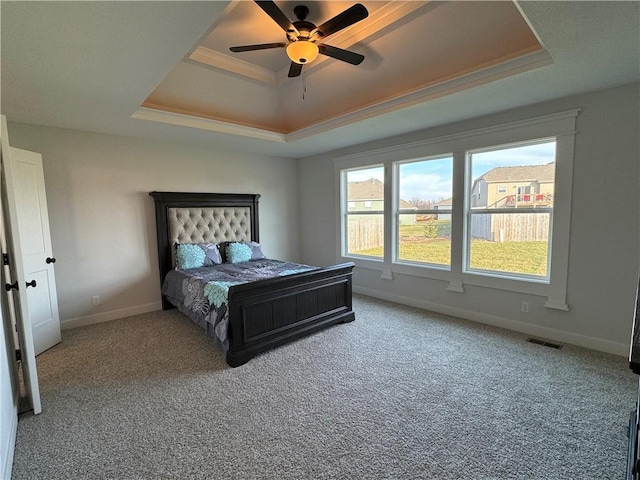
[161,259,317,350]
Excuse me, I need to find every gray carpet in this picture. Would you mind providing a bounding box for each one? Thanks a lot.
[11,295,637,479]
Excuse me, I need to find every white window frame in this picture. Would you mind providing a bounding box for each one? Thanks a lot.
[394,155,454,270]
[340,165,385,265]
[464,138,556,282]
[334,109,579,309]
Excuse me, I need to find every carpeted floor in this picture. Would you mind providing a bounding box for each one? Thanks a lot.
[11,294,638,479]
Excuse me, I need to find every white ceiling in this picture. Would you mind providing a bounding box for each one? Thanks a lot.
[1,1,639,159]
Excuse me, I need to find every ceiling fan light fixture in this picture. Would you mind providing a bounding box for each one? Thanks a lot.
[286,40,319,64]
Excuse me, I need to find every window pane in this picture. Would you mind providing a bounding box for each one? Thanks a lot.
[469,142,555,210]
[345,166,384,258]
[467,141,555,277]
[468,213,550,276]
[398,214,451,265]
[347,213,384,257]
[397,156,453,266]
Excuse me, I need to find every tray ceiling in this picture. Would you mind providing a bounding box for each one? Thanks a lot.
[139,1,549,140]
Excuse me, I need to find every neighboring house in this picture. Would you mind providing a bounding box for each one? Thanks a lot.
[434,198,453,221]
[347,178,385,211]
[470,163,555,209]
[347,178,416,225]
[470,163,555,241]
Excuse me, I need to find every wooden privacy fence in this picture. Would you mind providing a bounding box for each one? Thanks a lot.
[348,216,383,252]
[471,213,550,242]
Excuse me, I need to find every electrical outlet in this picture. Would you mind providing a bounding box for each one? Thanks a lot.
[91,295,101,307]
[521,301,529,313]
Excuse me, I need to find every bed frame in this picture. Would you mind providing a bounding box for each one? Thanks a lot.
[149,191,355,367]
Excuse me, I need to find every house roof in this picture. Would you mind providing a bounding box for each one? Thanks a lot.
[348,178,383,201]
[480,163,555,183]
[348,178,414,208]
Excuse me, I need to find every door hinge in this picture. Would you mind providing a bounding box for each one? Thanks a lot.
[2,253,8,266]
[15,349,21,362]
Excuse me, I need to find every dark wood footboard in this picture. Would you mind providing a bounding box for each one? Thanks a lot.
[225,262,355,367]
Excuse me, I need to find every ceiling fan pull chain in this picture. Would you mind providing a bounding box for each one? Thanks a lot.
[302,72,307,100]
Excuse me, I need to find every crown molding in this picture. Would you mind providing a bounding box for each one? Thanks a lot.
[135,48,553,144]
[189,46,279,85]
[131,107,286,143]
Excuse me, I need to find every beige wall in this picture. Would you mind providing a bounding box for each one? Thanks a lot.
[6,124,300,326]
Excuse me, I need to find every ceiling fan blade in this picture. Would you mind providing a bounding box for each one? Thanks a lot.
[288,62,303,78]
[318,44,364,65]
[313,4,368,38]
[255,1,299,36]
[230,42,287,52]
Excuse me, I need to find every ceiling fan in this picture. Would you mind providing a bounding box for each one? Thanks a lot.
[230,1,369,78]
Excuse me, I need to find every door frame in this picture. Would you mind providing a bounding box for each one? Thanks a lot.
[0,115,41,414]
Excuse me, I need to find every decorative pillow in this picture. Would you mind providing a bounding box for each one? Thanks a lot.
[246,241,266,261]
[175,243,222,270]
[225,241,266,263]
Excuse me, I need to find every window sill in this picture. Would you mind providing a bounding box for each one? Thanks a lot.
[341,256,561,300]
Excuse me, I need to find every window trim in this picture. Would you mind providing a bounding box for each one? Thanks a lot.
[394,154,454,269]
[464,138,556,282]
[340,165,385,262]
[334,109,579,310]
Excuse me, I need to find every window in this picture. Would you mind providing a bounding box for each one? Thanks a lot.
[336,109,577,309]
[342,166,384,259]
[466,140,555,279]
[396,156,453,267]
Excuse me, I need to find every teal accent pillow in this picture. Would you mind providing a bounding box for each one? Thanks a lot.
[175,243,222,270]
[224,241,266,263]
[226,242,253,264]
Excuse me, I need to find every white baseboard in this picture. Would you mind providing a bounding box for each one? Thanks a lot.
[61,302,163,330]
[353,286,629,357]
[1,406,17,480]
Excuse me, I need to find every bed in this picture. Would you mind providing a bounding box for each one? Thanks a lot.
[149,191,355,367]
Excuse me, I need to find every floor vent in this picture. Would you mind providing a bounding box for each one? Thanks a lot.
[527,338,563,349]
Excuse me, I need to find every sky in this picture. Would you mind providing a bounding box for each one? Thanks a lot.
[347,140,556,203]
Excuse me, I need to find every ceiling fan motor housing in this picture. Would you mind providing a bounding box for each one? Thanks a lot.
[287,21,315,41]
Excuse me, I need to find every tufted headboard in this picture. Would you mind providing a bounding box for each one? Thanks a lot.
[149,192,260,303]
[167,207,252,246]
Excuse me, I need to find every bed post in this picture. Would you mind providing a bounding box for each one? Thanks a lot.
[149,191,174,310]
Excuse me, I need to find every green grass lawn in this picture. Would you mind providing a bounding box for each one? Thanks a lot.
[353,238,548,276]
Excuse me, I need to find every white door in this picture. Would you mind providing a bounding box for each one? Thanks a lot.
[0,115,41,414]
[7,147,61,355]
